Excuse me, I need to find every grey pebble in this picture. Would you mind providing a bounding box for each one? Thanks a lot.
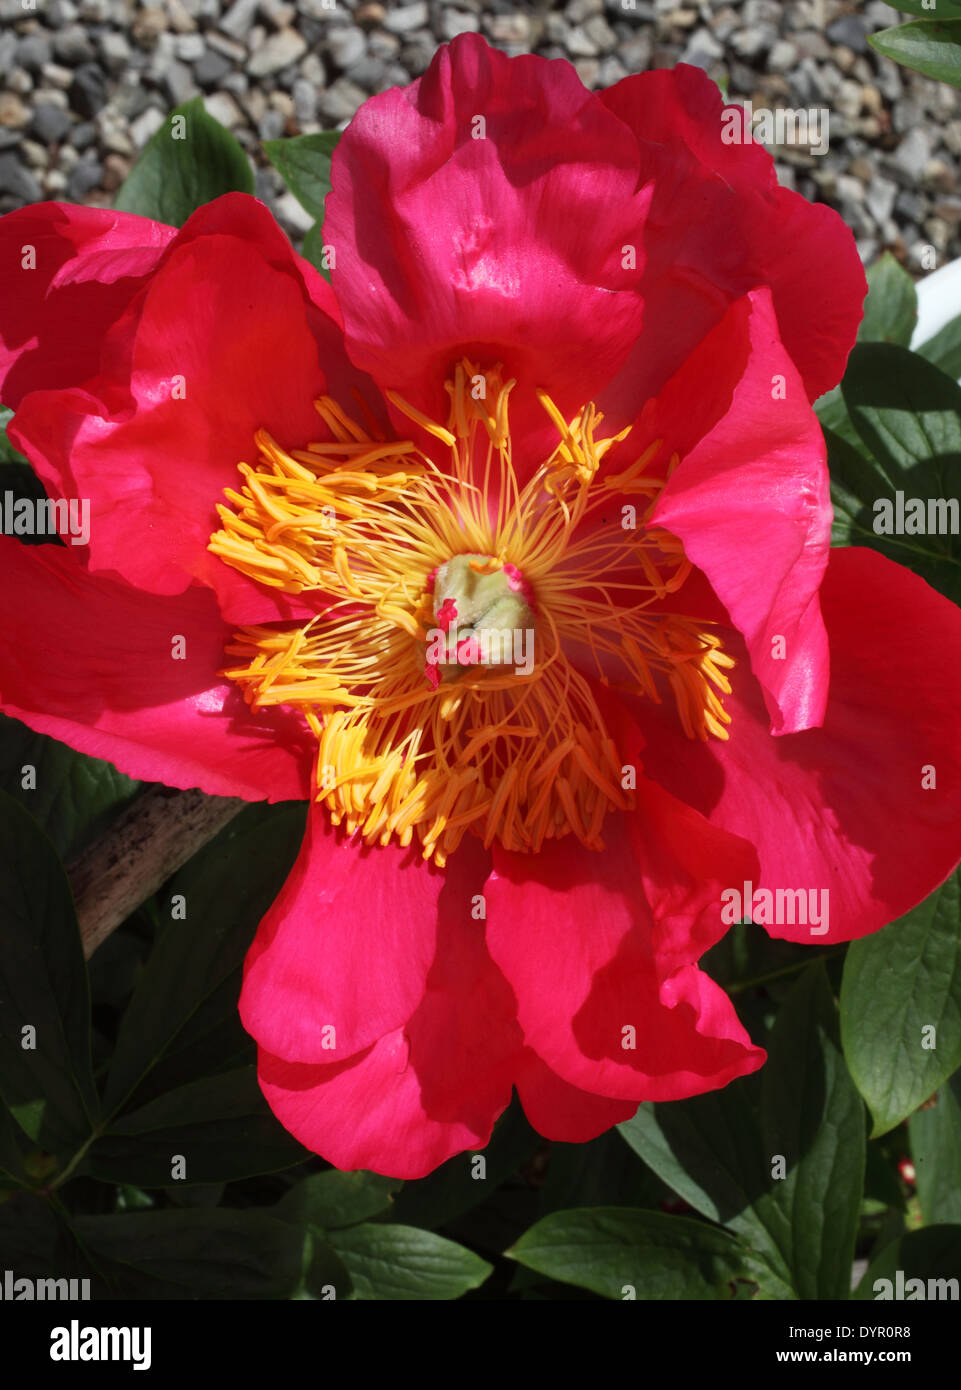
[247,29,308,78]
[68,120,97,150]
[163,60,201,106]
[52,27,96,66]
[193,49,234,88]
[258,109,287,141]
[16,35,54,71]
[319,78,368,124]
[826,15,868,56]
[291,78,318,126]
[69,64,107,119]
[327,25,368,70]
[0,153,43,201]
[219,0,260,40]
[31,104,74,144]
[384,3,429,36]
[66,153,103,199]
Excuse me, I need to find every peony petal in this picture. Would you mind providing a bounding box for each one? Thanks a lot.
[599,64,866,408]
[631,547,961,943]
[0,537,310,800]
[486,767,764,1102]
[253,833,520,1177]
[325,32,649,468]
[514,1050,638,1142]
[6,195,378,621]
[0,201,175,409]
[242,808,493,1065]
[648,290,831,734]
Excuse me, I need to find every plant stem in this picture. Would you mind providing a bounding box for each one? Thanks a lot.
[728,947,846,995]
[67,786,245,959]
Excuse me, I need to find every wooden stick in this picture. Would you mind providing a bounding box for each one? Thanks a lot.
[68,786,245,959]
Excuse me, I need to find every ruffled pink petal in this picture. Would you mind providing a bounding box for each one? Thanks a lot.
[598,64,866,408]
[648,290,831,734]
[514,1050,638,1142]
[254,835,520,1177]
[0,537,310,800]
[324,32,649,468]
[6,195,377,622]
[242,809,495,1065]
[486,766,764,1102]
[0,202,175,409]
[632,547,961,944]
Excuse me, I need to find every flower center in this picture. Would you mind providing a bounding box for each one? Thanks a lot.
[425,553,537,688]
[208,361,734,866]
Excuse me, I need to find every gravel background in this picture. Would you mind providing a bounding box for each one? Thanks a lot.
[0,0,956,272]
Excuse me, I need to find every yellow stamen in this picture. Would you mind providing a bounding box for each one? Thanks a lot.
[208,360,734,862]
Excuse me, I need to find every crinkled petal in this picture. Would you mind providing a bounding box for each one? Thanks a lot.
[242,809,495,1065]
[598,64,866,408]
[253,834,520,1177]
[325,31,649,466]
[632,547,961,943]
[0,201,175,409]
[648,290,831,734]
[486,763,763,1102]
[0,537,310,800]
[6,195,379,622]
[514,1050,638,1142]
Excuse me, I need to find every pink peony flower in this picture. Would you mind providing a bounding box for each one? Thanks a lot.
[2,38,959,1178]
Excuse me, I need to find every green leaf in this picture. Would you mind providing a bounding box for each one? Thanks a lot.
[826,424,896,547]
[834,342,961,602]
[870,19,961,87]
[0,405,27,466]
[858,252,918,346]
[841,872,961,1137]
[0,1192,80,1277]
[0,714,141,863]
[618,1077,791,1290]
[760,962,865,1299]
[263,131,340,222]
[624,966,864,1299]
[114,97,253,226]
[508,1208,762,1301]
[73,1208,303,1299]
[881,0,961,18]
[86,1067,307,1187]
[620,966,865,1301]
[0,791,98,1152]
[391,1099,538,1230]
[276,1169,399,1231]
[851,1224,961,1299]
[538,1128,670,1217]
[815,382,871,466]
[296,1233,353,1300]
[0,1101,26,1185]
[910,1070,961,1224]
[864,1136,907,1212]
[103,801,306,1111]
[918,313,961,380]
[327,1223,492,1300]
